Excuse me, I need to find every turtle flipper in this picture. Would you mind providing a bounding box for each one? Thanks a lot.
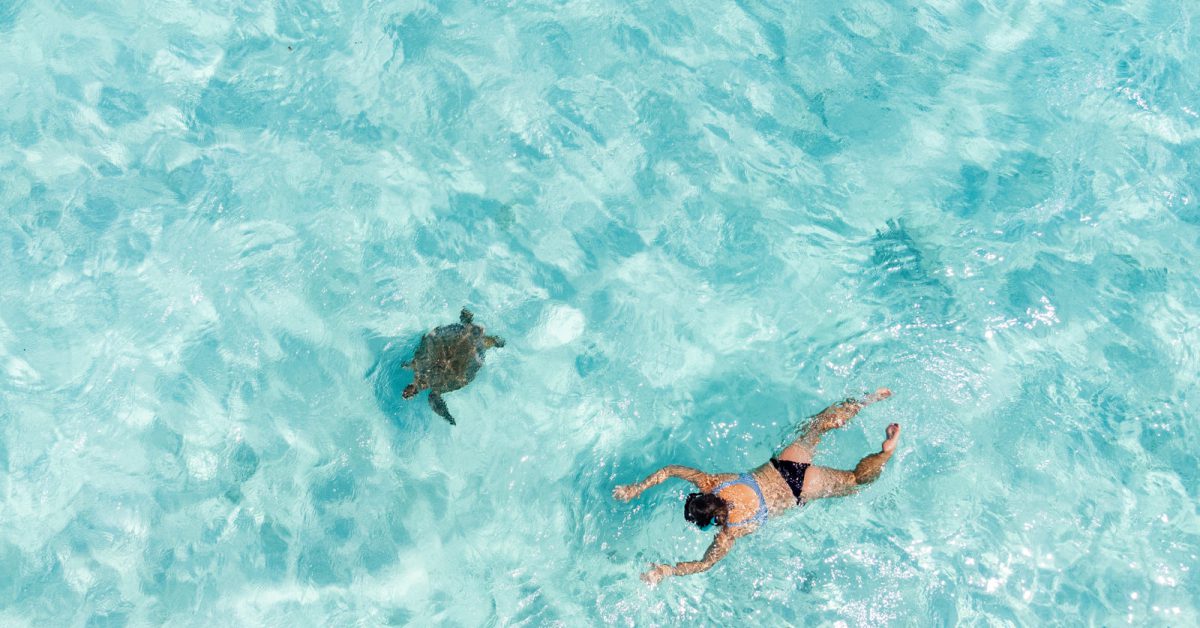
[484,335,505,349]
[459,308,474,325]
[428,392,456,425]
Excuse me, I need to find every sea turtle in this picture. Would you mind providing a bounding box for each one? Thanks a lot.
[402,308,505,425]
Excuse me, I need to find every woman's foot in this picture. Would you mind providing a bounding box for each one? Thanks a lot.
[862,387,892,405]
[881,423,901,453]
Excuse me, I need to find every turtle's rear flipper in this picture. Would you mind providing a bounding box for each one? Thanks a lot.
[459,308,474,325]
[428,392,457,425]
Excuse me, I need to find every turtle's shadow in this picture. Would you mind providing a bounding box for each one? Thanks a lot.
[365,336,430,434]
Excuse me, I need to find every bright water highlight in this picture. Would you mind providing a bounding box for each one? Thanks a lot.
[1,0,1199,625]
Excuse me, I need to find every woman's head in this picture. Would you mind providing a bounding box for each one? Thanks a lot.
[684,492,728,529]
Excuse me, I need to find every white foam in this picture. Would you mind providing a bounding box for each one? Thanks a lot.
[531,304,585,349]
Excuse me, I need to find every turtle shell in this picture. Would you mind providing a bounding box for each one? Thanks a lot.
[410,323,486,393]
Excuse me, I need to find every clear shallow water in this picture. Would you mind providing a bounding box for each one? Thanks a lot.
[1,0,1199,624]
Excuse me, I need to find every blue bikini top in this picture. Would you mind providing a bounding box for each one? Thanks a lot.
[713,473,768,528]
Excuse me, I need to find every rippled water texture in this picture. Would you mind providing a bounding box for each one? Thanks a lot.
[2,0,1199,625]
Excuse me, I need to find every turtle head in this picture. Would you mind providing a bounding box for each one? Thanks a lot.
[402,383,420,399]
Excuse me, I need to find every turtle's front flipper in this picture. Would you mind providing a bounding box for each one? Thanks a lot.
[428,392,456,425]
[459,308,474,325]
[484,335,505,348]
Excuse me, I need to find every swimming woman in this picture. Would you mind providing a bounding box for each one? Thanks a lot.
[613,388,899,584]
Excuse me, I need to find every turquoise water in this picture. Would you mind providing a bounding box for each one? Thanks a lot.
[2,0,1199,624]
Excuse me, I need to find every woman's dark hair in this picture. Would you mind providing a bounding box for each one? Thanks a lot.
[684,493,728,529]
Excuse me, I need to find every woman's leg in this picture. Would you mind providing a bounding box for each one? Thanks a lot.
[776,388,892,464]
[800,423,901,500]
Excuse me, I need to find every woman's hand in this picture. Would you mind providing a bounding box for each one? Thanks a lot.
[640,563,674,585]
[612,484,640,501]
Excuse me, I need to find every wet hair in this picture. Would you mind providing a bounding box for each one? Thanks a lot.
[684,493,728,529]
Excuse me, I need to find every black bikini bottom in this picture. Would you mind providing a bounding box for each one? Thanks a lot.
[770,458,810,504]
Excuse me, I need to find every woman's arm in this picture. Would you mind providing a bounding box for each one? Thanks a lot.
[642,530,736,584]
[613,465,708,501]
